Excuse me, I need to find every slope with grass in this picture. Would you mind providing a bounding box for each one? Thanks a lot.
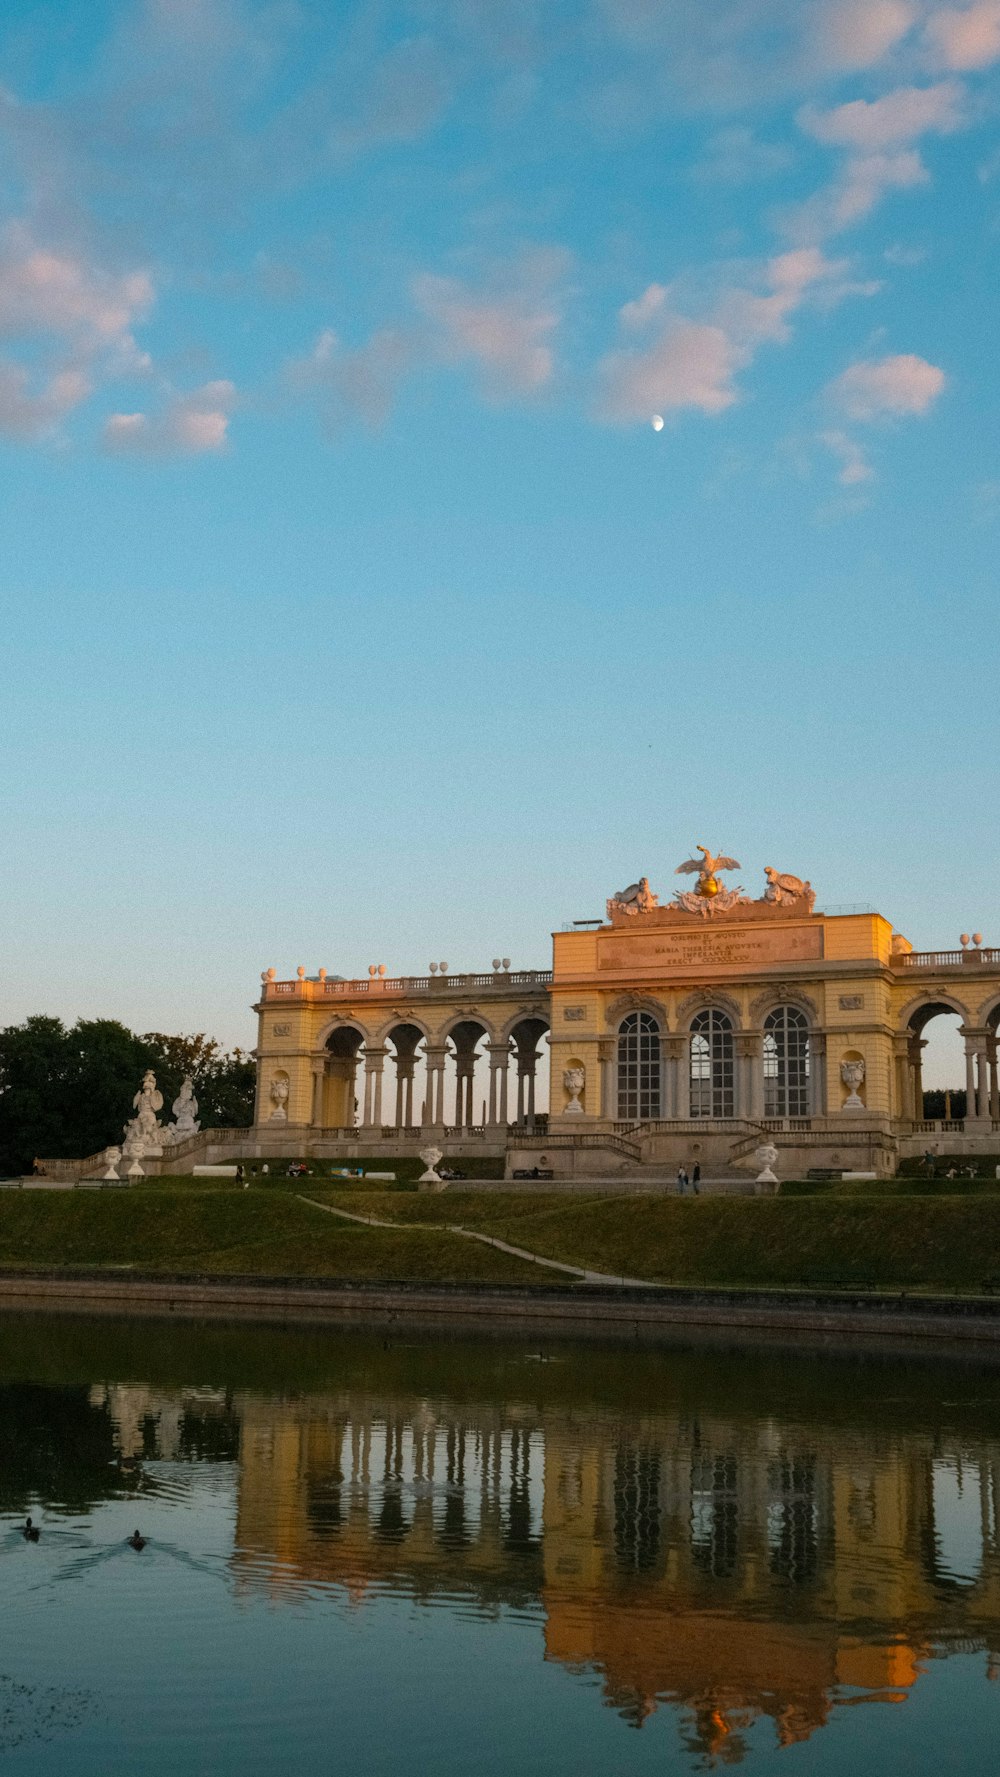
[0,1189,547,1285]
[326,1189,1000,1294]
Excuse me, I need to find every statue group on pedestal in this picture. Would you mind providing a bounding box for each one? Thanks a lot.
[107,1070,202,1177]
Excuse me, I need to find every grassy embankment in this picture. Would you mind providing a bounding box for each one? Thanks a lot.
[6,1176,1000,1293]
[0,1189,544,1285]
[315,1186,1000,1294]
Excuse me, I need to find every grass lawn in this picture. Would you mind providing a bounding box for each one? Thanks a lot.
[0,1189,546,1285]
[324,1189,1000,1294]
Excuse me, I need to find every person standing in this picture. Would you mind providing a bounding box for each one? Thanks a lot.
[692,1162,701,1194]
[676,1166,685,1195]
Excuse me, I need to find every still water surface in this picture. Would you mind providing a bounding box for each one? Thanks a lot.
[3,1314,1000,1773]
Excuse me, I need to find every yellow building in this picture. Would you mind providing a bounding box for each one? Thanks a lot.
[248,847,1000,1178]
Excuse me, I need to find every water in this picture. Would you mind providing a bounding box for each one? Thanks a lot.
[3,1314,1000,1774]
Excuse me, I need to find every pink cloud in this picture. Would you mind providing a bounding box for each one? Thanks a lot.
[0,362,91,440]
[925,1,1000,67]
[820,428,875,484]
[413,255,565,396]
[826,352,946,419]
[287,326,414,429]
[600,248,868,423]
[103,380,235,455]
[800,82,965,151]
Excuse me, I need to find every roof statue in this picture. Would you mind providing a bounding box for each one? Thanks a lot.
[606,876,659,920]
[603,846,820,923]
[673,844,748,917]
[674,845,741,896]
[764,866,816,911]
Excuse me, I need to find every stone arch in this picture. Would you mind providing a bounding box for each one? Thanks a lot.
[676,989,742,1032]
[898,991,971,1033]
[604,993,668,1030]
[315,1014,372,1053]
[373,1011,434,1048]
[749,985,818,1026]
[440,1009,499,1045]
[499,1005,550,1044]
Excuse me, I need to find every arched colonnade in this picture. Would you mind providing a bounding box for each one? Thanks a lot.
[898,996,1000,1124]
[311,1014,550,1132]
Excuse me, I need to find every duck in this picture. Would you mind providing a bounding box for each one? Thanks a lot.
[126,1530,147,1551]
[22,1517,40,1542]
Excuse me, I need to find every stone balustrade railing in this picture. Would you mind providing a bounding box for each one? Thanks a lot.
[895,948,1000,969]
[263,970,552,1000]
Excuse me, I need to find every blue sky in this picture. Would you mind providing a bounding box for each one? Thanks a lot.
[0,0,997,1078]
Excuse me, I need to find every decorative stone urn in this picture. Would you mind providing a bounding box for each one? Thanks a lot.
[753,1142,779,1193]
[418,1145,446,1190]
[269,1075,289,1122]
[563,1066,585,1115]
[841,1059,866,1112]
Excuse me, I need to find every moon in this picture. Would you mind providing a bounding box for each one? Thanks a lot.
[651,414,664,431]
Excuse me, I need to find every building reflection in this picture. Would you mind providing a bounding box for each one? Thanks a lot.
[73,1375,1000,1764]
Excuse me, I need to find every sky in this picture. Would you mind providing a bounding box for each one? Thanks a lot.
[0,0,997,1081]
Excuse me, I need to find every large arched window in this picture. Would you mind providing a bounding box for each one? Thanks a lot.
[690,1009,735,1118]
[763,1005,811,1117]
[617,1012,661,1120]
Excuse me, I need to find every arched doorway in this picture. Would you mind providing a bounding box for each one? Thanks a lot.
[763,1006,811,1118]
[384,1023,427,1132]
[323,1026,365,1128]
[446,1020,491,1129]
[617,1012,661,1121]
[509,1017,549,1130]
[903,1002,967,1122]
[690,1010,735,1119]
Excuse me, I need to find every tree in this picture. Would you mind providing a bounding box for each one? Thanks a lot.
[0,1018,256,1176]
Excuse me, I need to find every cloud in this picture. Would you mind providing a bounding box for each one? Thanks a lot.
[820,427,875,483]
[799,82,965,150]
[0,362,91,440]
[0,235,152,359]
[787,82,966,240]
[925,1,1000,68]
[287,326,415,429]
[103,380,236,455]
[826,352,946,418]
[811,0,919,70]
[413,253,565,396]
[599,247,865,422]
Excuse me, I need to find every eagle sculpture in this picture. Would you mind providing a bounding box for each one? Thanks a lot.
[675,845,741,886]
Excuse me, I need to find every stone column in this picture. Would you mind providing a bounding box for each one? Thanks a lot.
[978,1047,991,1121]
[964,1035,978,1123]
[422,1046,448,1127]
[487,1043,510,1126]
[663,1036,684,1121]
[989,1036,999,1122]
[362,1046,386,1129]
[737,1033,762,1120]
[598,1037,615,1120]
[310,1057,326,1129]
[810,1032,827,1116]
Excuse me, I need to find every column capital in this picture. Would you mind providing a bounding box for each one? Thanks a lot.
[487,1041,512,1062]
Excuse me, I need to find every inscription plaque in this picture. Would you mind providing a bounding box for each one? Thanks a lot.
[598,924,823,971]
[563,1006,586,1021]
[838,995,864,1011]
[272,1022,292,1036]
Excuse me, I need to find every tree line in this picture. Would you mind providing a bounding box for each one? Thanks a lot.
[0,1016,256,1177]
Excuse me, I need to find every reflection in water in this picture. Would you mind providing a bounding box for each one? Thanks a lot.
[3,1322,1000,1769]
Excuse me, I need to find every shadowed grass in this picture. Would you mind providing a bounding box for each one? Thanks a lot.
[324,1189,1000,1293]
[0,1189,547,1284]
